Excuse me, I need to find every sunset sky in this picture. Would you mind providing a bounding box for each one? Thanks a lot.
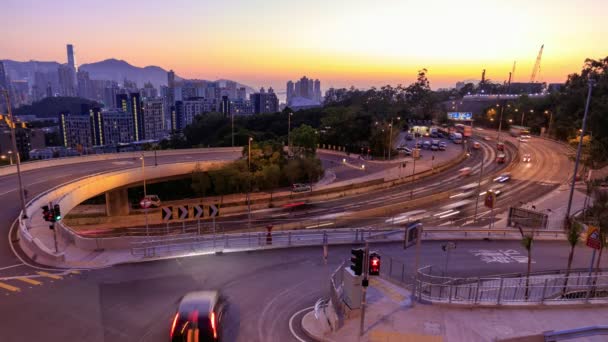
[2,0,607,91]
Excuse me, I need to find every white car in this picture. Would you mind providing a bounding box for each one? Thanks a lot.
[522,154,531,163]
[493,173,512,183]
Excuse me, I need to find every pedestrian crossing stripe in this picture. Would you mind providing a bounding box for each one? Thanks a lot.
[36,271,63,280]
[15,277,42,285]
[0,281,20,292]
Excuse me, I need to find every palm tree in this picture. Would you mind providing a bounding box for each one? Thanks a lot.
[518,225,534,300]
[562,221,582,295]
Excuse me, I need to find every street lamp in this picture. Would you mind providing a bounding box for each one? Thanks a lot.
[2,89,27,218]
[7,150,13,165]
[544,110,553,137]
[140,152,149,236]
[565,77,595,227]
[287,112,293,152]
[247,137,253,229]
[522,109,532,126]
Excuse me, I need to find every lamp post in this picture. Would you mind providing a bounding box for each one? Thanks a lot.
[565,78,595,226]
[247,137,253,229]
[522,109,532,126]
[287,112,293,153]
[2,89,27,218]
[231,109,235,147]
[140,152,149,237]
[387,116,400,161]
[545,110,553,137]
[7,150,13,165]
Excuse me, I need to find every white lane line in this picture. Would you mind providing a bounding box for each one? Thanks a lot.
[0,264,25,271]
[289,306,315,342]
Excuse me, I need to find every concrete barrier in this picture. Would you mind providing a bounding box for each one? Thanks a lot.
[0,147,241,177]
[19,160,231,256]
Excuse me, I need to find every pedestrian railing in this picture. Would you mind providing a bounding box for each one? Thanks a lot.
[328,262,345,331]
[414,266,608,305]
[129,227,566,258]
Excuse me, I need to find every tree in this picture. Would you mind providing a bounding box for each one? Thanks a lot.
[262,164,281,202]
[191,164,211,197]
[284,159,302,185]
[291,124,319,156]
[517,225,534,300]
[562,220,582,295]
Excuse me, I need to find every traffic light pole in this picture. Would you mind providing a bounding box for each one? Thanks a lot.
[48,201,58,253]
[359,241,369,337]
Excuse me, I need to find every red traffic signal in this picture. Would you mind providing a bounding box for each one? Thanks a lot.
[369,252,381,276]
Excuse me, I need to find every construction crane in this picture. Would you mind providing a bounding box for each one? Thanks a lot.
[511,61,516,83]
[530,44,544,83]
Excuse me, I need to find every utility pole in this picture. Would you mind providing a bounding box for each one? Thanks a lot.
[388,122,393,161]
[409,148,417,200]
[565,78,594,225]
[231,111,235,147]
[473,157,485,222]
[3,90,27,218]
[359,241,369,336]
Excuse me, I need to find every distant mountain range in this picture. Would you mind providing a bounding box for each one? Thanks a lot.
[1,58,254,92]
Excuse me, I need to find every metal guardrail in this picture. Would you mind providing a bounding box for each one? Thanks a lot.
[544,325,608,341]
[415,265,608,305]
[329,262,346,330]
[129,227,566,258]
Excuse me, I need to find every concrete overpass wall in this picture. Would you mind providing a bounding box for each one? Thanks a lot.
[19,160,230,262]
[0,147,241,177]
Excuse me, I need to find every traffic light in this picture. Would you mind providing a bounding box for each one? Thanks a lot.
[369,252,381,276]
[350,248,364,276]
[42,205,51,222]
[53,204,61,221]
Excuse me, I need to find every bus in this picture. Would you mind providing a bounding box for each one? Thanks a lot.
[455,124,473,137]
[509,125,530,137]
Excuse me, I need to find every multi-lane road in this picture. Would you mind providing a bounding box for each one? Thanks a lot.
[0,241,599,342]
[0,133,580,342]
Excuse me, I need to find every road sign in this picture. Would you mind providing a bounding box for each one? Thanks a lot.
[404,220,422,249]
[140,198,152,209]
[178,205,189,220]
[484,191,496,209]
[161,207,173,221]
[507,207,548,229]
[193,205,204,219]
[586,226,601,250]
[209,204,219,218]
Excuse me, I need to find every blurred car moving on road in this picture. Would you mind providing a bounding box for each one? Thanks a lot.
[171,291,227,342]
[292,183,311,192]
[523,154,531,163]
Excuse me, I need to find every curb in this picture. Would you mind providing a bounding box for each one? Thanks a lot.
[301,310,336,342]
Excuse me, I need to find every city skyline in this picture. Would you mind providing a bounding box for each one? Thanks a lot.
[3,0,607,91]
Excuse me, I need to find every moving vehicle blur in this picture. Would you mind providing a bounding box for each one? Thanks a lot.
[170,291,227,342]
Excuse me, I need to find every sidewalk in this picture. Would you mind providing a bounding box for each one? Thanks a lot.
[491,182,589,230]
[302,276,608,342]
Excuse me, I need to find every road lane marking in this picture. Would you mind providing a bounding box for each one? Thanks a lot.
[289,306,316,342]
[0,281,20,292]
[15,277,42,285]
[36,271,63,280]
[0,264,25,271]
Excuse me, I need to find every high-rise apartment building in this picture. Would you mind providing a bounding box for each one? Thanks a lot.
[143,98,165,140]
[59,113,92,148]
[251,87,279,114]
[58,64,76,97]
[314,79,321,103]
[77,70,91,99]
[237,87,247,100]
[286,81,294,104]
[130,92,144,141]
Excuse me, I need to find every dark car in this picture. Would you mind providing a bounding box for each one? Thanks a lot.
[170,291,227,342]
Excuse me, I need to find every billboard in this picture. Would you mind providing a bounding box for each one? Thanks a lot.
[507,207,548,229]
[447,112,472,121]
